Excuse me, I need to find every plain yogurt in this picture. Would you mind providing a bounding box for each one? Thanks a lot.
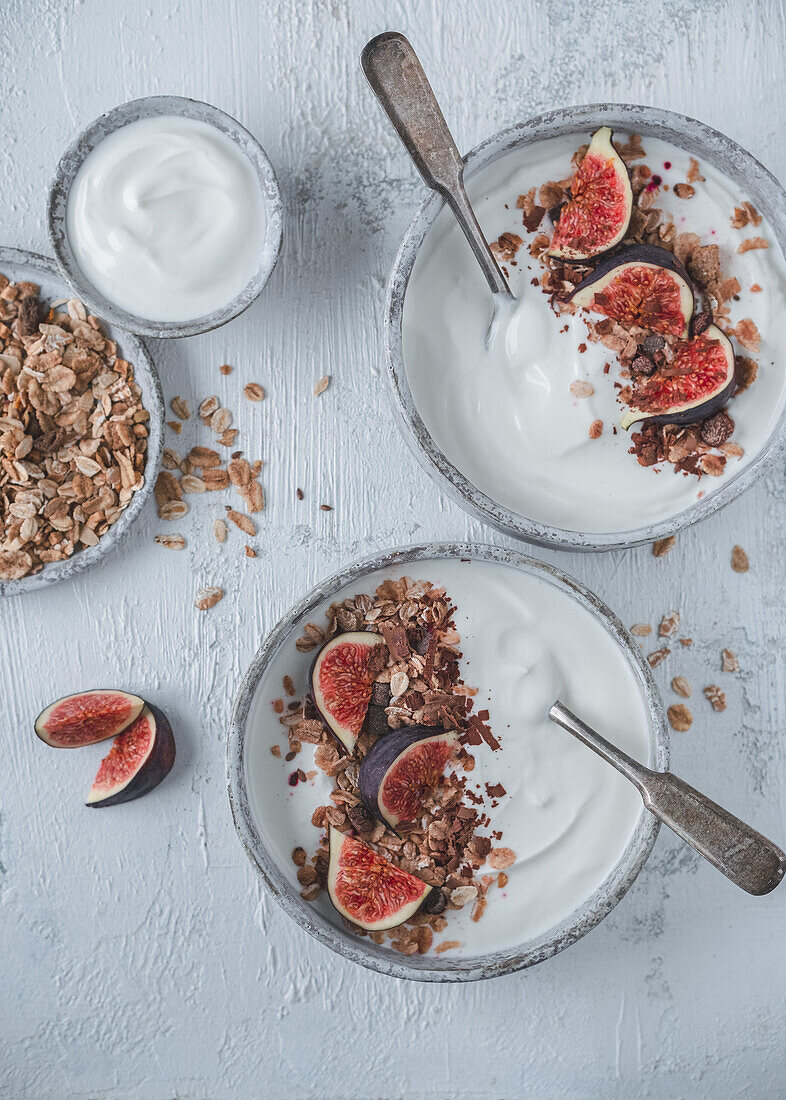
[66,115,267,322]
[245,557,654,958]
[403,134,786,533]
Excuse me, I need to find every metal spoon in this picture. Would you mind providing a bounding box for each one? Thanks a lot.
[361,31,514,331]
[549,701,785,896]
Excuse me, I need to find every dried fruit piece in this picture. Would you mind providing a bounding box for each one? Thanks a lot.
[358,725,458,830]
[621,325,735,430]
[326,827,430,931]
[569,244,694,338]
[549,127,633,261]
[668,704,692,732]
[86,704,175,808]
[310,632,385,752]
[35,690,144,748]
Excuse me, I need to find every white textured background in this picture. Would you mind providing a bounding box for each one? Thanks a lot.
[1,1,785,1097]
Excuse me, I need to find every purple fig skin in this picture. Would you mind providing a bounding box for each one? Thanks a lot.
[86,704,175,808]
[358,724,455,828]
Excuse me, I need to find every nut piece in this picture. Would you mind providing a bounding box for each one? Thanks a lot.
[667,704,692,732]
[195,586,224,611]
[314,375,330,396]
[703,685,727,712]
[653,536,676,557]
[731,545,749,573]
[671,676,691,698]
[244,383,266,402]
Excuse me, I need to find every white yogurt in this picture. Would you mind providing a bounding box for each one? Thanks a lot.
[403,134,786,533]
[244,558,653,958]
[66,115,268,322]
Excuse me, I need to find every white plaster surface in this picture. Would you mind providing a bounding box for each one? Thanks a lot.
[1,0,785,1097]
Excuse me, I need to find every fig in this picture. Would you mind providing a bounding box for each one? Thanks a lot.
[35,690,145,748]
[569,244,694,338]
[358,724,458,830]
[326,826,431,931]
[86,704,175,808]
[621,324,736,430]
[549,127,633,261]
[310,632,385,752]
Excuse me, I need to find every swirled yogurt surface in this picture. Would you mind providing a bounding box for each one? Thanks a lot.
[66,115,267,322]
[402,134,786,533]
[244,557,653,957]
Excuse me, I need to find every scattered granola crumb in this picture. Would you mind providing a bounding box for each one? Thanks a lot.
[647,648,670,668]
[653,536,676,558]
[154,534,186,550]
[659,611,680,637]
[434,940,462,955]
[686,158,704,183]
[245,545,256,558]
[668,704,692,732]
[292,847,306,867]
[488,848,516,870]
[674,183,695,199]
[731,545,749,573]
[167,420,182,433]
[320,504,333,512]
[195,586,224,611]
[220,363,233,375]
[703,685,726,712]
[244,382,265,402]
[679,638,693,647]
[171,396,190,420]
[722,648,739,673]
[589,418,603,439]
[630,623,652,637]
[671,676,691,698]
[314,375,330,396]
[737,237,769,254]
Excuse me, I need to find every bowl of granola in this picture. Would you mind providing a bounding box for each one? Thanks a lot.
[386,104,786,551]
[0,248,164,595]
[227,543,668,981]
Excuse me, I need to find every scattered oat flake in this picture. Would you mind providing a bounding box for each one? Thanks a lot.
[647,648,670,668]
[213,518,228,543]
[171,396,190,420]
[703,685,726,712]
[569,380,593,398]
[659,611,680,637]
[226,508,256,536]
[653,536,676,557]
[195,586,224,611]
[589,419,603,439]
[737,237,768,254]
[671,676,691,698]
[211,407,232,434]
[731,545,749,573]
[722,648,739,673]
[630,623,652,637]
[314,375,330,396]
[244,382,266,402]
[199,395,219,419]
[668,704,692,732]
[154,534,186,550]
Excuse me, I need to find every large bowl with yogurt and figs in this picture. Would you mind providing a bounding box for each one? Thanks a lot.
[386,105,786,551]
[228,543,668,982]
[48,96,283,339]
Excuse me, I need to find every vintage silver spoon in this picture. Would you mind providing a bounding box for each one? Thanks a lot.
[362,31,514,338]
[549,701,785,896]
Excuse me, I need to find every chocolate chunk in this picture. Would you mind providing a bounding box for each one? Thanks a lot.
[18,296,41,337]
[370,681,391,707]
[424,888,448,915]
[631,355,656,375]
[408,624,432,656]
[380,621,410,661]
[700,411,734,447]
[640,333,665,356]
[363,704,390,738]
[346,803,372,832]
[692,310,712,336]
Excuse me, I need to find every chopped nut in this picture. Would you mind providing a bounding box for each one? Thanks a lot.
[703,685,726,712]
[668,704,692,732]
[314,375,330,396]
[195,586,224,611]
[731,545,749,573]
[671,676,691,698]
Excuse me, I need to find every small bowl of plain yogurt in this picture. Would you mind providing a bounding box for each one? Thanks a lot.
[47,96,283,339]
[387,104,786,551]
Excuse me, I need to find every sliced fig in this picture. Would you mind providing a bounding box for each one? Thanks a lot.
[326,826,430,931]
[549,127,633,261]
[569,244,694,338]
[621,324,736,430]
[310,632,385,752]
[35,689,145,748]
[359,724,458,830]
[86,704,175,808]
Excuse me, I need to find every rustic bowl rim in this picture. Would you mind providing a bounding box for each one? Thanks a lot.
[47,94,283,339]
[0,247,164,597]
[384,103,786,552]
[227,541,669,982]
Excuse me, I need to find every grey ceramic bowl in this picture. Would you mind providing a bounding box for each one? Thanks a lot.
[385,104,786,552]
[0,248,164,597]
[227,542,669,982]
[47,95,283,339]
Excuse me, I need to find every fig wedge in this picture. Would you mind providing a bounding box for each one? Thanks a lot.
[359,725,458,830]
[326,826,430,931]
[35,690,145,748]
[311,632,385,752]
[86,704,175,808]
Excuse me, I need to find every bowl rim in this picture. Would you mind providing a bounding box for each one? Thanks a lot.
[0,247,164,597]
[226,540,669,982]
[385,102,786,552]
[47,94,284,339]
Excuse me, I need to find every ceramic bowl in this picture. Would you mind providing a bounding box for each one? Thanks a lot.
[0,247,164,597]
[385,104,786,551]
[227,542,669,982]
[47,95,283,339]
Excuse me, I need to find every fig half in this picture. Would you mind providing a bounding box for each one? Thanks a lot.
[86,704,175,808]
[326,826,431,931]
[35,690,145,748]
[311,632,385,752]
[621,324,736,430]
[359,724,458,830]
[569,244,695,338]
[549,126,633,261]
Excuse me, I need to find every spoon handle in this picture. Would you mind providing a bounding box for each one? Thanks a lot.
[361,31,512,299]
[549,702,786,896]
